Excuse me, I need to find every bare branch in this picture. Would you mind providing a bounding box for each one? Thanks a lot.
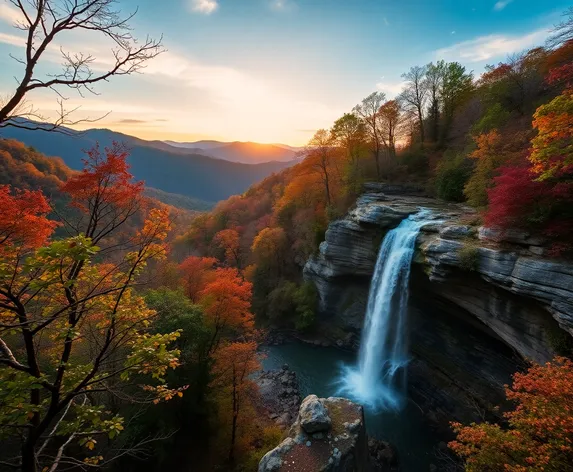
[0,0,165,131]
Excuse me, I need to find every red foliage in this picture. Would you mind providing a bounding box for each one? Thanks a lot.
[0,185,58,250]
[61,142,144,214]
[485,165,549,230]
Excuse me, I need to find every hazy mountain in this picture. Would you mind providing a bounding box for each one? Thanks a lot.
[164,140,225,150]
[0,125,295,202]
[163,139,302,164]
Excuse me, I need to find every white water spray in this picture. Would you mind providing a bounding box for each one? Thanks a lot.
[338,210,435,411]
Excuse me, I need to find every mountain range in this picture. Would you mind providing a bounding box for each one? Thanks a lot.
[163,140,302,164]
[0,125,299,205]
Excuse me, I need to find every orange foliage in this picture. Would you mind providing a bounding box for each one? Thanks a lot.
[198,268,254,350]
[450,357,573,471]
[213,228,242,268]
[210,340,261,464]
[179,256,218,302]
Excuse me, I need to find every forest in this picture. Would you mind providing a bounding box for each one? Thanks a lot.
[0,1,572,471]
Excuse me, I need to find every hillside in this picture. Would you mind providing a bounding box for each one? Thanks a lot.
[0,126,296,202]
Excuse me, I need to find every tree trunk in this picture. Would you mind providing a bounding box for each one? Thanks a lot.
[229,373,237,467]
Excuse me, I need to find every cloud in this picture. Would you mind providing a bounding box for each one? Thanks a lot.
[189,0,218,14]
[375,79,406,98]
[451,30,456,35]
[494,0,513,11]
[0,32,25,47]
[383,17,390,26]
[435,28,550,63]
[116,119,150,124]
[0,4,24,24]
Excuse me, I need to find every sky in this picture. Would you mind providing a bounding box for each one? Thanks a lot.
[0,0,570,146]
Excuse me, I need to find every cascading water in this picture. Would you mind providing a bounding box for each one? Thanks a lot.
[338,209,435,411]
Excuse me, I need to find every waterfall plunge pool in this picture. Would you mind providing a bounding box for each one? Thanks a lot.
[261,342,439,471]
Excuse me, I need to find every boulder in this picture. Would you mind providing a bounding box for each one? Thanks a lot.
[258,396,370,472]
[299,394,332,433]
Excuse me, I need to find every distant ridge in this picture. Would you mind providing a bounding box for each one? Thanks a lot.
[162,139,302,164]
[0,124,296,202]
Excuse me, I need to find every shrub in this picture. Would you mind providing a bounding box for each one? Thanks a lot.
[458,243,480,271]
[450,357,573,471]
[400,148,429,176]
[435,151,473,202]
[471,103,510,135]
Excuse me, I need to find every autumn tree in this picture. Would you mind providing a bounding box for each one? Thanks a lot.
[210,341,261,466]
[0,185,58,250]
[400,65,428,144]
[378,100,404,160]
[450,356,573,471]
[179,256,218,302]
[464,130,506,207]
[198,268,254,354]
[0,0,163,131]
[213,228,243,270]
[303,129,336,206]
[0,146,182,472]
[353,92,386,179]
[529,88,573,181]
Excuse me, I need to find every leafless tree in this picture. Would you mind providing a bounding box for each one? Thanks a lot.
[0,0,164,132]
[353,91,386,179]
[547,7,573,49]
[399,65,428,144]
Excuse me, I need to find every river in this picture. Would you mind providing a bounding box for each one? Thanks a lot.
[261,342,439,471]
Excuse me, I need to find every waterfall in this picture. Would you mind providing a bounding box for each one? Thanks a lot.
[338,209,434,411]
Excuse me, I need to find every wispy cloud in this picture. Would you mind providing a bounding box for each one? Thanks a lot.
[383,17,389,26]
[189,0,218,15]
[0,32,25,47]
[435,27,549,63]
[451,30,456,35]
[0,4,24,24]
[494,0,513,11]
[375,79,406,97]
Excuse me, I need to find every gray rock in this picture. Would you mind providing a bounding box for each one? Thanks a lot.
[258,437,296,472]
[298,394,332,433]
[439,225,474,239]
[259,396,370,472]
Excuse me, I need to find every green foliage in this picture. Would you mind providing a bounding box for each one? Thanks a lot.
[265,281,317,331]
[547,325,573,357]
[458,243,480,271]
[400,148,429,176]
[472,103,510,135]
[435,151,473,202]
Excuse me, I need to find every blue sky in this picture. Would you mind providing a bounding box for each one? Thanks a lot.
[0,0,569,145]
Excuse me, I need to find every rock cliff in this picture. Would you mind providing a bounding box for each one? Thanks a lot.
[303,187,573,426]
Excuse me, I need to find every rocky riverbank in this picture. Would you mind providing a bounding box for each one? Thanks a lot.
[256,364,302,427]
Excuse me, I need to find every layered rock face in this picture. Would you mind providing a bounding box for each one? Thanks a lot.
[258,395,370,472]
[303,189,573,425]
